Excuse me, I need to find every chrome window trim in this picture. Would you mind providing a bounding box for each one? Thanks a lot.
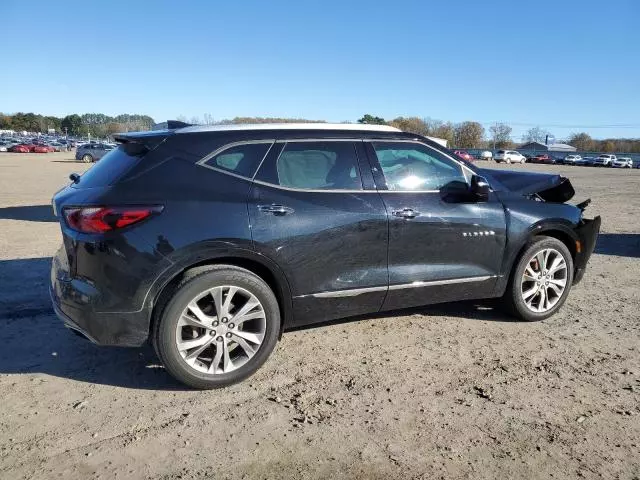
[195,140,275,180]
[295,275,496,298]
[251,178,375,194]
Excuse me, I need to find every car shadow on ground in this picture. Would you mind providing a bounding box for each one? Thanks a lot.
[51,160,80,163]
[0,257,515,390]
[594,233,640,258]
[0,257,186,390]
[285,299,514,335]
[0,204,57,222]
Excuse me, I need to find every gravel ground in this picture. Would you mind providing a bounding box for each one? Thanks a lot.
[0,152,638,480]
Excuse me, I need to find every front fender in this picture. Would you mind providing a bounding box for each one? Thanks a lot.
[495,204,581,296]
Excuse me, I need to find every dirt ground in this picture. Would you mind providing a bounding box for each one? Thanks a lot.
[0,151,638,480]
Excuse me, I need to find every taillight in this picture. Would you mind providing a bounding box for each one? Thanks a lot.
[63,206,163,233]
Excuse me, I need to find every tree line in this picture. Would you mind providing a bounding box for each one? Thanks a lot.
[1,111,638,153]
[357,114,640,153]
[0,112,155,138]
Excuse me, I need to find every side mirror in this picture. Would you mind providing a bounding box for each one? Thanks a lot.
[470,175,490,202]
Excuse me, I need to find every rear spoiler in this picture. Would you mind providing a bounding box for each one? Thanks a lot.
[151,120,192,131]
[113,120,192,147]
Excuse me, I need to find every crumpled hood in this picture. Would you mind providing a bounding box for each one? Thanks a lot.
[478,168,575,202]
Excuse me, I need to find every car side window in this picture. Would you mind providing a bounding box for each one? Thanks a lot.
[269,141,363,190]
[371,142,466,191]
[201,142,272,178]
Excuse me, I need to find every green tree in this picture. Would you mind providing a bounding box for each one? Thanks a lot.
[61,114,83,136]
[453,121,484,148]
[490,123,513,149]
[358,114,386,125]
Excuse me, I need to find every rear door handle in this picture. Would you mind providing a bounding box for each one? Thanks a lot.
[257,204,294,216]
[392,208,420,219]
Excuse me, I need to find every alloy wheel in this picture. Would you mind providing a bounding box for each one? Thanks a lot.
[175,285,266,374]
[520,248,567,313]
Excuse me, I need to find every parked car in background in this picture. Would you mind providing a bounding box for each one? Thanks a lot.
[50,122,601,388]
[494,150,526,164]
[75,143,114,163]
[33,145,50,153]
[593,154,616,167]
[530,154,556,164]
[577,156,595,166]
[48,142,66,152]
[480,150,493,161]
[563,155,582,165]
[9,144,31,153]
[453,150,474,162]
[612,157,633,168]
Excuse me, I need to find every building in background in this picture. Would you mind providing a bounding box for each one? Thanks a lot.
[519,141,576,153]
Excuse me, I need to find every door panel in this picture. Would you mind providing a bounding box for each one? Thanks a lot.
[380,191,506,310]
[364,140,507,311]
[249,140,388,327]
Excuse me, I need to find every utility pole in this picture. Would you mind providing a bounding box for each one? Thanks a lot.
[493,122,497,151]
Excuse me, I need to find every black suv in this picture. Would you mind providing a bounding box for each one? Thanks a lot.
[50,123,600,388]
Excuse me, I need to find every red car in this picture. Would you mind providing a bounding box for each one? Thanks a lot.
[33,145,50,153]
[453,150,474,162]
[9,144,32,153]
[530,154,555,164]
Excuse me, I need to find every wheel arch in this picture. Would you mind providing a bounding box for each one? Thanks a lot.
[148,249,293,340]
[496,220,579,296]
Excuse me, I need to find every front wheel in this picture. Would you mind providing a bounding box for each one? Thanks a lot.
[153,265,281,389]
[82,154,93,163]
[506,158,512,164]
[520,158,525,164]
[502,236,574,321]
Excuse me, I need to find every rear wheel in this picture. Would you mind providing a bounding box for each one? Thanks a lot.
[153,265,280,389]
[82,154,93,163]
[502,236,573,321]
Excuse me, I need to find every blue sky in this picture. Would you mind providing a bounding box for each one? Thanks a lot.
[2,0,638,140]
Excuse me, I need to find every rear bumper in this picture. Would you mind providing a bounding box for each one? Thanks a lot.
[573,216,601,284]
[50,257,150,347]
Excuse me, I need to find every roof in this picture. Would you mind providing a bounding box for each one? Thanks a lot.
[518,141,576,152]
[548,143,576,151]
[175,123,401,134]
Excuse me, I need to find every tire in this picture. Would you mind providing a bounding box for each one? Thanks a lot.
[506,158,511,164]
[501,236,574,322]
[153,265,281,389]
[82,154,93,163]
[520,158,525,164]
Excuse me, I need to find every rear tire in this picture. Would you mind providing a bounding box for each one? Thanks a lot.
[501,236,573,322]
[153,265,280,389]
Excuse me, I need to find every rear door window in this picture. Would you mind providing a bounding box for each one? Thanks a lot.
[257,141,363,190]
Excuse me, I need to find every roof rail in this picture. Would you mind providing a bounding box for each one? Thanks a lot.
[152,120,193,131]
[175,123,401,134]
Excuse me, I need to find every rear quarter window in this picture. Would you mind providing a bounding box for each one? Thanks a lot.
[75,143,147,188]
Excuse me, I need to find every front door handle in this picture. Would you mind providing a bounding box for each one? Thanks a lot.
[392,208,420,219]
[258,204,294,216]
